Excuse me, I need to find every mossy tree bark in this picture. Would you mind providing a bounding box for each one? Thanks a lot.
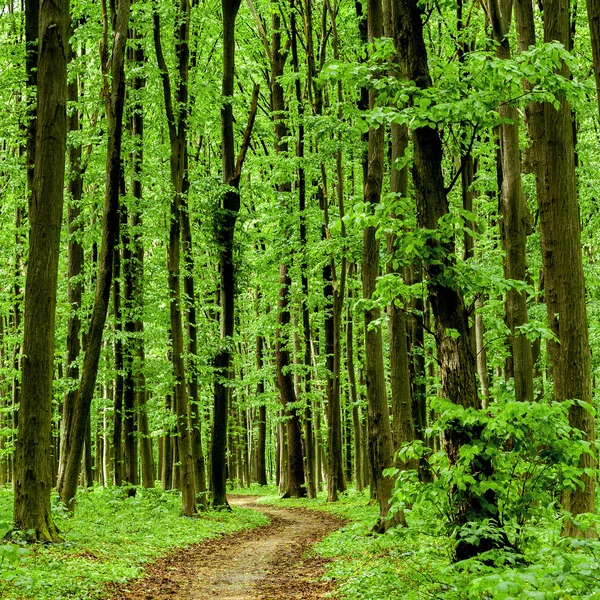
[13,0,69,542]
[541,0,595,536]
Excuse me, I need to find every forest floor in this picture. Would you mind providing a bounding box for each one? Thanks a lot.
[107,495,346,600]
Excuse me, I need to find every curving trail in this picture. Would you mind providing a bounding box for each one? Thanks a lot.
[108,496,345,600]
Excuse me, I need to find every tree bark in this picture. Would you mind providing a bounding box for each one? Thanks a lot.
[13,0,69,541]
[489,0,534,402]
[541,0,595,535]
[362,0,404,532]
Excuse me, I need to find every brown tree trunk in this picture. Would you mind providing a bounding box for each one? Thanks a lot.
[346,264,363,491]
[13,0,68,541]
[255,333,268,485]
[489,0,534,402]
[394,0,506,559]
[153,0,197,516]
[541,0,595,535]
[291,0,317,500]
[587,0,600,119]
[211,0,257,507]
[59,39,85,493]
[362,0,404,532]
[128,32,155,489]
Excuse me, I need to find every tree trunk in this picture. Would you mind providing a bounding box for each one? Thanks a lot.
[255,333,268,485]
[489,0,534,403]
[362,0,404,532]
[153,0,197,516]
[59,39,85,494]
[13,0,68,541]
[541,0,595,535]
[587,0,600,119]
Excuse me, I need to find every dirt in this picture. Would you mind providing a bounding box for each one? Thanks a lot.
[107,496,346,600]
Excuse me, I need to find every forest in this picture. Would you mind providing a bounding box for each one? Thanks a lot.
[1,0,600,596]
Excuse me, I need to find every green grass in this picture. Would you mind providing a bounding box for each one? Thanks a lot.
[0,485,269,600]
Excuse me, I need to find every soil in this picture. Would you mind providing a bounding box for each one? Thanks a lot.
[107,496,346,600]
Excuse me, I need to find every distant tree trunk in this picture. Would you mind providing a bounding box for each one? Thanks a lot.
[346,264,363,491]
[13,0,68,541]
[121,203,138,494]
[112,248,124,487]
[587,0,600,119]
[255,333,268,485]
[181,198,207,506]
[58,0,130,510]
[542,0,595,536]
[489,0,534,402]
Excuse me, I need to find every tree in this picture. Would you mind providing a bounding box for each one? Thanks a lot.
[541,0,595,535]
[13,0,69,542]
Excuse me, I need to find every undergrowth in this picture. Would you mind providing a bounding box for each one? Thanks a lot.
[259,488,600,599]
[0,485,268,600]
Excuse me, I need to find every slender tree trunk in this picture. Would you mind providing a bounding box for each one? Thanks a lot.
[211,0,257,507]
[59,40,85,492]
[346,264,363,491]
[362,0,404,532]
[489,0,534,402]
[291,0,316,500]
[112,250,124,487]
[153,0,197,516]
[587,0,600,119]
[255,333,268,485]
[13,0,68,541]
[128,31,155,488]
[58,0,130,510]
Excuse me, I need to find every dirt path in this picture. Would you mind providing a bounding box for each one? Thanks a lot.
[108,496,345,600]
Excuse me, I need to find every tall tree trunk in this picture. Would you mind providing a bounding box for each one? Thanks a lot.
[362,0,404,532]
[211,0,257,507]
[153,0,197,516]
[489,0,534,402]
[587,0,600,119]
[346,264,363,491]
[58,0,130,510]
[112,249,124,487]
[541,0,595,535]
[59,39,85,493]
[128,31,155,488]
[394,0,507,560]
[255,333,268,485]
[121,203,138,494]
[13,0,68,541]
[291,0,317,500]
[268,6,306,499]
